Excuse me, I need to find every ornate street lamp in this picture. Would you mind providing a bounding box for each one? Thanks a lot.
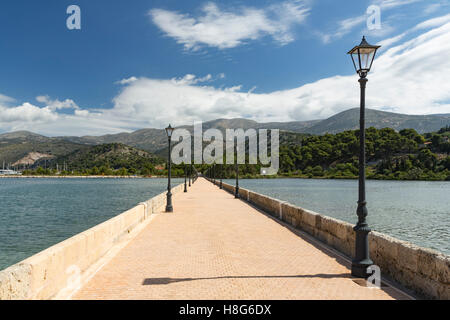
[220,164,223,189]
[348,36,380,278]
[165,124,174,212]
[189,160,192,187]
[184,155,188,193]
[235,144,240,199]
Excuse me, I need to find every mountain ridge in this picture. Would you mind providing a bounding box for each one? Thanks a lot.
[1,108,449,164]
[55,108,450,152]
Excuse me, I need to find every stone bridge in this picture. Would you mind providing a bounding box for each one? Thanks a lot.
[1,178,448,300]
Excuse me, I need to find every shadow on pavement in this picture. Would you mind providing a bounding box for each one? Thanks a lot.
[143,273,350,285]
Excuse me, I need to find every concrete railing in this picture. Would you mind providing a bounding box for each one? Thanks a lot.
[214,180,449,300]
[0,183,184,300]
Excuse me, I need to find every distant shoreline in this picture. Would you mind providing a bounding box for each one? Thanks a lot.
[0,175,159,179]
[1,175,448,182]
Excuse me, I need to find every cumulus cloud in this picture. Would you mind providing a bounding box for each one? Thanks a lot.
[0,96,97,135]
[171,74,213,85]
[74,109,90,117]
[0,103,128,136]
[149,1,310,50]
[1,15,450,136]
[0,103,58,123]
[36,95,80,111]
[109,19,450,128]
[115,77,138,85]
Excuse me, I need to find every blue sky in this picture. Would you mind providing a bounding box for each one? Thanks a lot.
[0,0,450,135]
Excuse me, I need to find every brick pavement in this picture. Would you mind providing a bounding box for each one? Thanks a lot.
[73,178,411,300]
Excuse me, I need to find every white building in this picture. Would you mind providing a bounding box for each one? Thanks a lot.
[0,169,21,175]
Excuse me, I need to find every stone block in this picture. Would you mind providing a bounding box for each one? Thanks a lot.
[302,209,316,228]
[435,254,450,284]
[417,248,440,280]
[0,264,32,300]
[397,242,420,273]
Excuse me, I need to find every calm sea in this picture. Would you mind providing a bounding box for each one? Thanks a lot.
[0,178,448,271]
[0,178,182,270]
[225,179,449,256]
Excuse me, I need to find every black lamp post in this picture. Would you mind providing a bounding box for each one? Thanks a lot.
[235,144,240,199]
[165,124,174,212]
[348,36,380,278]
[220,164,223,189]
[189,161,192,187]
[184,160,187,193]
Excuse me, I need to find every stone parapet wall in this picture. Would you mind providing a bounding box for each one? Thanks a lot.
[0,183,183,300]
[216,180,449,300]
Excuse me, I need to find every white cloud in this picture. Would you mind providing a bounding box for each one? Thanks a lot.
[0,103,58,123]
[320,0,425,43]
[0,93,15,105]
[74,109,90,117]
[116,77,138,85]
[2,15,450,136]
[373,0,423,9]
[36,95,80,111]
[318,12,369,44]
[0,96,98,135]
[414,13,450,30]
[108,20,450,128]
[318,14,371,44]
[337,16,367,38]
[149,1,310,50]
[171,73,214,85]
[378,12,450,49]
[424,3,442,14]
[377,32,406,48]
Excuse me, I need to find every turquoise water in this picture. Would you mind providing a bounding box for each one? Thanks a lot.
[0,178,182,270]
[1,178,448,271]
[225,179,450,255]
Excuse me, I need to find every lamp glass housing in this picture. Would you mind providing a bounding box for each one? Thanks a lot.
[348,36,380,77]
[165,124,174,138]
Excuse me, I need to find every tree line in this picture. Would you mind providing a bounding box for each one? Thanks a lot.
[21,127,450,181]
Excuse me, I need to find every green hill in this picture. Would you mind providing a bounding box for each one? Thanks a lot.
[34,143,164,175]
[1,108,449,171]
[0,131,88,166]
[57,109,450,155]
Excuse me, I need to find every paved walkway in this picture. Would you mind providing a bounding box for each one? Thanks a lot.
[73,178,411,300]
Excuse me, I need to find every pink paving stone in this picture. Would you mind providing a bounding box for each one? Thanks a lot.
[73,178,411,300]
